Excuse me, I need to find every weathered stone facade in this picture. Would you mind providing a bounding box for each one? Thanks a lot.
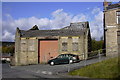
[103,1,120,57]
[12,22,91,66]
[118,30,120,57]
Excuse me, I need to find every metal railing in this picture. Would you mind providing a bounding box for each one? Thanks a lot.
[67,46,118,72]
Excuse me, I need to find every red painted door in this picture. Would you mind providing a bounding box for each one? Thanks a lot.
[39,40,58,63]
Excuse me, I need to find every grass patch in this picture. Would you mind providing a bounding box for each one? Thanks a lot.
[69,57,119,79]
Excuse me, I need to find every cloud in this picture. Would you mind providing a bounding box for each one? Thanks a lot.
[92,7,101,14]
[2,30,15,41]
[87,8,90,10]
[71,14,87,22]
[51,9,72,29]
[2,8,103,41]
[90,7,103,40]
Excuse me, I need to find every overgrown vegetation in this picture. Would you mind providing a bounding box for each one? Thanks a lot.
[91,39,104,51]
[69,57,119,79]
[2,45,15,55]
[88,39,104,57]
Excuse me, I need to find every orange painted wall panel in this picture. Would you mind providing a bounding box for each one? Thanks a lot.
[39,40,58,63]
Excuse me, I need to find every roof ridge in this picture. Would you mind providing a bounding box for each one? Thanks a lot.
[70,21,88,24]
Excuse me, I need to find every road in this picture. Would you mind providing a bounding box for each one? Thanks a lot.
[2,63,44,78]
[1,56,107,79]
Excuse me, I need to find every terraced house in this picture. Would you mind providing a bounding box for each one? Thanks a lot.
[103,1,120,57]
[12,22,91,66]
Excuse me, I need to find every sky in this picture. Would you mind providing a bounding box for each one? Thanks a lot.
[2,2,104,41]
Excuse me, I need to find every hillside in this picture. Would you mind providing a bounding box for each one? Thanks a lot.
[69,57,119,79]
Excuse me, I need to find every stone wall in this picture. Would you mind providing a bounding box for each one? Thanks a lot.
[59,35,88,60]
[106,28,118,56]
[104,8,119,57]
[104,9,117,26]
[19,38,38,65]
[12,33,38,66]
[13,29,90,65]
[117,30,120,57]
[12,28,21,66]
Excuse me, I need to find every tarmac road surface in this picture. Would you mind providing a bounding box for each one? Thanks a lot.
[2,56,107,80]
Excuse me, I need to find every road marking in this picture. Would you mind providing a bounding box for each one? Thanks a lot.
[48,71,52,75]
[36,70,40,73]
[41,71,52,75]
[41,71,47,74]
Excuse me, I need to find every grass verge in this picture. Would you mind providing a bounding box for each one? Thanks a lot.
[69,57,119,79]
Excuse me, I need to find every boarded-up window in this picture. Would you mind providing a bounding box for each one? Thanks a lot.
[61,37,68,51]
[21,39,26,52]
[72,43,78,51]
[72,37,79,51]
[62,42,67,51]
[28,39,35,51]
[117,11,120,24]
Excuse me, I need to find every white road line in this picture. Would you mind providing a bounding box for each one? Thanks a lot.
[41,71,47,74]
[48,71,52,75]
[41,71,52,75]
[36,70,40,73]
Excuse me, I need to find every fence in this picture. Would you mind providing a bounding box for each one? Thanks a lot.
[67,46,118,72]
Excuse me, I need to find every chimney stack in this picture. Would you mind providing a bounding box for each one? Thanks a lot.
[103,0,111,10]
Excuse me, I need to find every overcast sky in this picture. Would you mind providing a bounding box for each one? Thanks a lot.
[2,2,104,41]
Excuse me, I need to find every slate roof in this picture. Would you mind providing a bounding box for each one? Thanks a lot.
[20,22,89,37]
[61,22,88,29]
[106,3,120,10]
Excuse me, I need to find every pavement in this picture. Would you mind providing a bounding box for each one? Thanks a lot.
[1,56,107,79]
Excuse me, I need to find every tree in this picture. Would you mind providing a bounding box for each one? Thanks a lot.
[2,45,15,55]
[91,39,104,51]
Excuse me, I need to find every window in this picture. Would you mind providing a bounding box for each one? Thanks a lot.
[61,37,68,51]
[72,37,79,51]
[72,43,78,51]
[62,42,67,51]
[21,40,26,52]
[28,39,35,51]
[117,11,120,24]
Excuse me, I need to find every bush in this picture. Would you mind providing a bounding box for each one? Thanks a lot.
[91,39,104,51]
[2,46,15,55]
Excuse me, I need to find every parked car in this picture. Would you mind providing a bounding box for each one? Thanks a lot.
[48,54,80,66]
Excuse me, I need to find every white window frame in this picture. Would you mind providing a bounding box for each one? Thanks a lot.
[117,11,120,24]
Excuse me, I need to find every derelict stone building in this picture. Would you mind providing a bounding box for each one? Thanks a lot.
[103,1,120,56]
[12,21,91,66]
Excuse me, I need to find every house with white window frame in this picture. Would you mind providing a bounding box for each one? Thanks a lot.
[103,1,120,57]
